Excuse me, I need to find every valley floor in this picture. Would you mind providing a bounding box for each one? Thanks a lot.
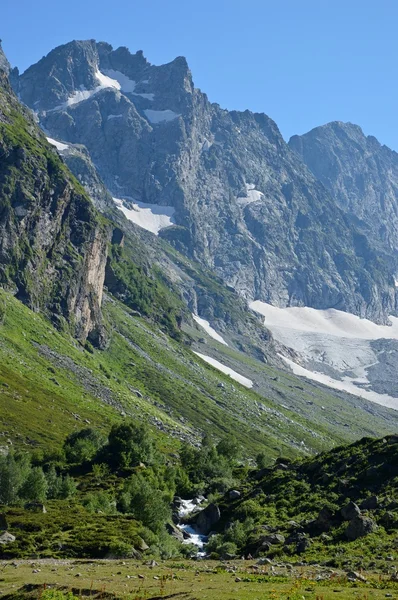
[1,558,397,600]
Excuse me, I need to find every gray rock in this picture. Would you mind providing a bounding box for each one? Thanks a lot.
[0,531,16,545]
[345,515,378,541]
[228,490,241,500]
[360,496,378,510]
[193,503,221,535]
[341,501,361,521]
[166,522,184,542]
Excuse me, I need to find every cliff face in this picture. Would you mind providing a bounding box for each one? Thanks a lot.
[289,122,398,258]
[14,40,397,323]
[0,67,111,345]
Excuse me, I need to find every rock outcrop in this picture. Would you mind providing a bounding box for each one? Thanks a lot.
[0,67,111,345]
[289,121,398,265]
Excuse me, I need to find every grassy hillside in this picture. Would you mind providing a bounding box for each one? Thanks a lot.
[206,434,398,569]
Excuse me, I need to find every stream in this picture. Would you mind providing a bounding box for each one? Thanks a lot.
[177,499,207,557]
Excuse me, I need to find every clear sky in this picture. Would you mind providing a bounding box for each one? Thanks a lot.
[2,0,397,149]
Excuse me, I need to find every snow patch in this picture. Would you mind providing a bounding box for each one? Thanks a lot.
[250,301,398,340]
[238,183,264,206]
[113,197,175,235]
[193,352,253,388]
[46,137,69,152]
[102,69,135,92]
[144,109,180,124]
[250,300,398,410]
[107,114,124,120]
[281,355,398,410]
[192,315,228,346]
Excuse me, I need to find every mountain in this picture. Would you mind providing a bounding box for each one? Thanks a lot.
[0,55,110,346]
[289,121,398,260]
[13,40,397,324]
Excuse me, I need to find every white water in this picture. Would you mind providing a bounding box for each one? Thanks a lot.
[177,499,206,556]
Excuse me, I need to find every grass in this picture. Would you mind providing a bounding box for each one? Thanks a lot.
[0,559,397,600]
[1,284,398,462]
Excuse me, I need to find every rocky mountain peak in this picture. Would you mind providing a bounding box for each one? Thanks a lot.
[289,121,398,256]
[0,40,10,74]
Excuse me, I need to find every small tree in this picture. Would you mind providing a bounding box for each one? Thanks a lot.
[64,428,105,464]
[0,452,31,505]
[20,467,48,502]
[107,421,156,469]
[118,473,171,533]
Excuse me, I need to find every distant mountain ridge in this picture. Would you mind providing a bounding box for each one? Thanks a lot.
[11,39,398,324]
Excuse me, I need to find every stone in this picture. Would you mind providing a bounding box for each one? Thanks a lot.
[166,522,184,542]
[341,502,361,521]
[193,503,221,535]
[346,571,367,583]
[15,39,396,327]
[0,531,15,545]
[345,516,378,541]
[228,490,241,500]
[262,533,285,545]
[360,496,378,510]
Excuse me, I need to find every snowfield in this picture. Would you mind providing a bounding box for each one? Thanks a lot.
[193,352,253,388]
[46,137,69,152]
[250,300,398,410]
[144,109,180,124]
[49,69,154,111]
[113,198,175,235]
[192,315,228,346]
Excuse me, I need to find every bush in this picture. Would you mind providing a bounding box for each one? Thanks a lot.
[118,473,171,533]
[106,421,157,469]
[64,428,105,464]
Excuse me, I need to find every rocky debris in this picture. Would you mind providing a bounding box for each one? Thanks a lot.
[0,531,16,544]
[193,503,221,535]
[341,501,361,521]
[345,515,378,541]
[36,344,122,411]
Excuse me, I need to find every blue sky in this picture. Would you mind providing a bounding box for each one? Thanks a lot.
[2,0,397,149]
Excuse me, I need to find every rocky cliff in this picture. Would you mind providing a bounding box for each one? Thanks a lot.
[0,65,111,345]
[289,122,398,262]
[13,40,397,323]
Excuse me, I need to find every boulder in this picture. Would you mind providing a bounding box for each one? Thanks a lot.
[341,501,361,520]
[228,490,241,500]
[262,533,285,545]
[24,502,47,513]
[194,503,220,535]
[345,516,377,541]
[360,495,378,510]
[0,531,15,545]
[296,537,311,554]
[166,522,185,542]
